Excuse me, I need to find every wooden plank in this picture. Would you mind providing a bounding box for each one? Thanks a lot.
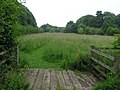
[57,71,66,89]
[91,48,115,61]
[51,70,57,90]
[91,57,113,72]
[62,70,73,90]
[84,75,94,85]
[93,66,107,78]
[68,70,83,90]
[76,75,88,88]
[88,76,97,84]
[42,69,50,90]
[33,69,44,90]
[81,74,92,87]
[17,45,19,65]
[25,69,32,81]
[29,69,39,88]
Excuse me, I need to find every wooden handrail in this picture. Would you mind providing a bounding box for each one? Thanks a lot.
[91,57,113,72]
[90,48,115,61]
[90,46,120,77]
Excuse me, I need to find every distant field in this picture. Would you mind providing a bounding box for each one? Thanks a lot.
[18,33,115,69]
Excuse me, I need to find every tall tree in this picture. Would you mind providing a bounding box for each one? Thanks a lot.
[102,12,116,34]
[65,21,77,33]
[95,11,104,28]
[114,14,120,28]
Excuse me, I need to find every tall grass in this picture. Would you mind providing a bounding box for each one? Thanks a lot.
[18,33,115,69]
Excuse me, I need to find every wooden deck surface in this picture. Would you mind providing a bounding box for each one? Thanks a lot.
[25,69,97,90]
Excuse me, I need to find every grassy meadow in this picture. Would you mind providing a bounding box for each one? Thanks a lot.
[18,33,115,69]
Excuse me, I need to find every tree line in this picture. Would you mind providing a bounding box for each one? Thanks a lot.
[41,11,120,36]
[65,11,120,35]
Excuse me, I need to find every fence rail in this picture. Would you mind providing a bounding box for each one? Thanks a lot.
[90,46,120,78]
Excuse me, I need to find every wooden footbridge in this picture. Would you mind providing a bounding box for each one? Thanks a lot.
[25,69,98,90]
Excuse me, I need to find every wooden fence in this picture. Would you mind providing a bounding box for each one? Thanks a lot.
[0,45,19,66]
[90,46,120,78]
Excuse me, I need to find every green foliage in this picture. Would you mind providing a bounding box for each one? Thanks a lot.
[0,70,29,90]
[18,33,114,69]
[40,24,65,33]
[18,4,37,27]
[0,0,19,69]
[113,34,120,48]
[77,27,84,34]
[75,11,120,35]
[94,76,120,90]
[14,25,43,36]
[85,27,101,35]
[107,27,120,35]
[65,21,77,33]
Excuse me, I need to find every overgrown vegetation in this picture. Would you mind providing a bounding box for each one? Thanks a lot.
[0,69,29,90]
[18,33,114,70]
[0,0,33,89]
[1,0,120,89]
[94,76,120,90]
[40,11,120,35]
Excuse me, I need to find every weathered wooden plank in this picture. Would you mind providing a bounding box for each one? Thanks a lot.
[91,48,115,61]
[81,74,92,87]
[68,70,83,90]
[93,65,107,78]
[17,45,19,65]
[25,69,32,81]
[57,71,66,89]
[88,75,97,83]
[33,69,44,90]
[91,57,113,72]
[51,70,57,90]
[62,70,73,90]
[29,69,39,88]
[84,75,94,85]
[42,69,50,90]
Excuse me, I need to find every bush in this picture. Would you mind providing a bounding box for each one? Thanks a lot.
[85,27,101,35]
[0,70,29,90]
[107,27,120,35]
[113,34,120,48]
[77,27,84,34]
[94,76,120,90]
[14,25,43,36]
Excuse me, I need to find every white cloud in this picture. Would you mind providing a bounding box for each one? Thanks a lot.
[24,0,120,27]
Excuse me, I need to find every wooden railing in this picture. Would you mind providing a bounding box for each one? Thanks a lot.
[0,45,19,65]
[90,46,120,78]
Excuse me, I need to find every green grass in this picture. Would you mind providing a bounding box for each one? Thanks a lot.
[18,33,115,69]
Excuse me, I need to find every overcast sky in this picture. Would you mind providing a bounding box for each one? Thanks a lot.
[23,0,120,27]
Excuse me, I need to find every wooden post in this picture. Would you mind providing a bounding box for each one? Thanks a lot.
[17,45,19,65]
[90,46,95,58]
[113,57,120,76]
[90,46,95,70]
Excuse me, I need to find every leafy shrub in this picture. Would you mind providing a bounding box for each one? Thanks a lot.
[94,76,120,90]
[113,34,120,48]
[0,70,29,90]
[14,25,43,36]
[85,27,101,35]
[77,27,84,34]
[107,27,120,35]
